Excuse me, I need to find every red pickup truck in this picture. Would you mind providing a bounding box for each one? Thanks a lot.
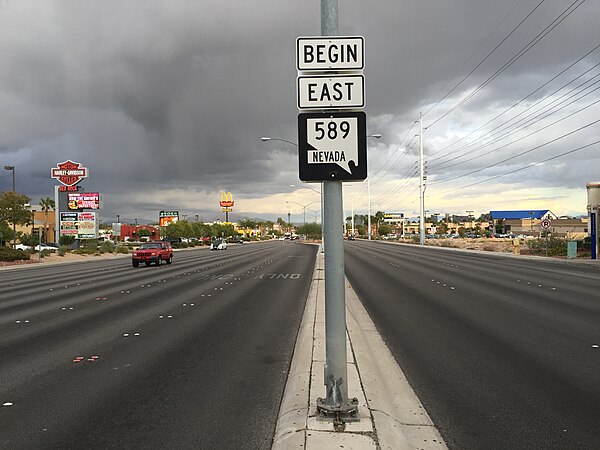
[132,241,173,267]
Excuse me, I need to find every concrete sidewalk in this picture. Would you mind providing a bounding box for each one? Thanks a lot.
[272,251,447,449]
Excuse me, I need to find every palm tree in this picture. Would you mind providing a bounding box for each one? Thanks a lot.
[276,217,286,234]
[39,197,55,243]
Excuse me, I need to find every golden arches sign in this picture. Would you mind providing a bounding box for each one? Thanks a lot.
[219,191,234,208]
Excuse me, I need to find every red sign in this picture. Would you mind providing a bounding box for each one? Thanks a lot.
[51,160,88,186]
[68,192,100,210]
[59,185,81,192]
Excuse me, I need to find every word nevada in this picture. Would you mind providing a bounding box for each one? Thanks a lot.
[308,149,347,163]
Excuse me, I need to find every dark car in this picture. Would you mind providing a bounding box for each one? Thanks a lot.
[132,241,173,267]
[210,239,227,251]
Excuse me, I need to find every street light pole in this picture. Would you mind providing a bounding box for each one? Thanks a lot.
[365,134,381,241]
[290,183,324,248]
[419,113,425,246]
[286,200,319,227]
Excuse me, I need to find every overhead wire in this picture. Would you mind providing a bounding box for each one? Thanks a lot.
[433,93,600,176]
[431,69,600,172]
[431,117,600,185]
[379,0,593,214]
[438,139,600,195]
[426,0,587,129]
[369,120,418,182]
[423,0,542,119]
[428,42,600,160]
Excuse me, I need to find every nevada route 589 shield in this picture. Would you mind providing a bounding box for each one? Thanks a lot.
[298,111,367,182]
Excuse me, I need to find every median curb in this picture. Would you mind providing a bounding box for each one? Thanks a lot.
[272,249,447,449]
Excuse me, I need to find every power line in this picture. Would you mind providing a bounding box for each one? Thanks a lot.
[432,76,600,172]
[427,0,587,129]
[428,42,600,161]
[438,139,600,194]
[423,0,542,119]
[369,120,418,181]
[434,94,600,175]
[431,117,600,185]
[433,63,600,168]
[371,134,419,185]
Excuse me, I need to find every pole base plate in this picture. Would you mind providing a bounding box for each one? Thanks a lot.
[316,397,360,430]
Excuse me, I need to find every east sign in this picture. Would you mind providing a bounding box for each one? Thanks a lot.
[297,74,364,109]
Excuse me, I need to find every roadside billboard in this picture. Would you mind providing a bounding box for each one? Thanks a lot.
[384,213,404,223]
[60,212,98,239]
[67,192,101,210]
[159,210,179,227]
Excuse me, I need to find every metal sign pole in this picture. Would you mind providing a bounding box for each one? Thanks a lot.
[315,0,358,428]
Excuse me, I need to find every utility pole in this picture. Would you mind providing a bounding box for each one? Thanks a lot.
[419,113,425,245]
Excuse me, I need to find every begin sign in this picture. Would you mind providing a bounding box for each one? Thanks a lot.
[297,36,364,71]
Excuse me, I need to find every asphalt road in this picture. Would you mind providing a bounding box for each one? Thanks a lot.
[0,241,317,450]
[344,240,600,450]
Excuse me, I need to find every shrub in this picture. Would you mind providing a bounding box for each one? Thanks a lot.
[99,241,115,253]
[40,249,54,258]
[73,247,98,255]
[0,247,31,262]
[58,247,67,256]
[115,245,129,254]
[59,235,76,246]
[526,237,567,256]
[20,233,40,247]
[82,239,99,250]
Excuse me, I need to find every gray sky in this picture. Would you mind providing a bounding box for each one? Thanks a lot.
[1,0,599,224]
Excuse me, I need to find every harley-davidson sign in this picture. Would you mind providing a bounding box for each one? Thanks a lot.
[51,160,88,186]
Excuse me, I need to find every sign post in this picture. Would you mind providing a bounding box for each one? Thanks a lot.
[50,160,91,244]
[219,192,234,222]
[297,2,364,428]
[541,218,552,256]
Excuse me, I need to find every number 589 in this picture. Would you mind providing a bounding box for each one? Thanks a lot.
[314,120,350,140]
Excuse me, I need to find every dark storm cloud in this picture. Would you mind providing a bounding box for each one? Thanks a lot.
[1,0,599,220]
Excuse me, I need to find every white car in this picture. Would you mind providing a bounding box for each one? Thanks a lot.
[210,239,227,251]
[14,243,59,251]
[35,243,60,251]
